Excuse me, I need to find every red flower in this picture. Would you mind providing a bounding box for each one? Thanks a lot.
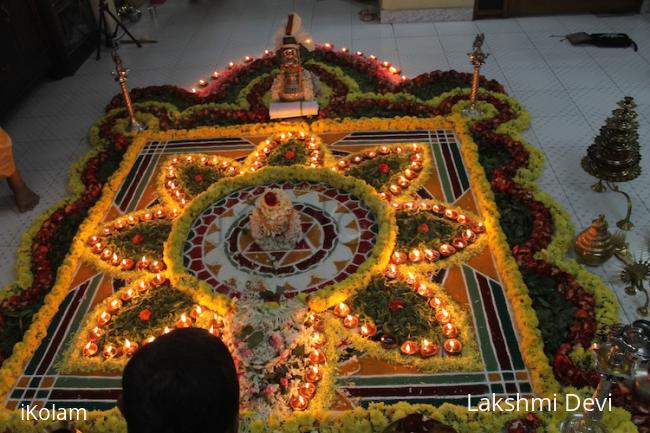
[194,174,204,182]
[264,191,279,206]
[132,234,144,245]
[284,150,296,160]
[388,299,405,312]
[378,163,390,174]
[138,309,152,321]
[417,223,429,234]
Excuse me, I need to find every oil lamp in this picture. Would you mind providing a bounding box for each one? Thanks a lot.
[424,249,440,262]
[107,299,122,314]
[82,342,98,357]
[462,229,476,243]
[420,339,438,358]
[400,340,418,355]
[429,297,444,310]
[89,326,104,341]
[100,248,113,261]
[305,365,322,382]
[343,314,359,328]
[189,305,203,320]
[457,214,468,224]
[123,339,138,357]
[333,302,351,318]
[452,238,466,250]
[439,244,455,257]
[120,288,134,302]
[442,323,459,338]
[360,322,377,338]
[92,242,103,254]
[290,394,309,411]
[97,310,111,326]
[120,258,134,271]
[137,256,150,270]
[443,338,462,355]
[405,272,416,286]
[435,308,451,325]
[408,249,422,263]
[299,382,316,398]
[152,273,166,286]
[110,253,121,266]
[103,344,119,359]
[416,282,432,298]
[87,235,99,246]
[176,313,191,328]
[142,336,156,346]
[308,349,326,364]
[384,264,398,279]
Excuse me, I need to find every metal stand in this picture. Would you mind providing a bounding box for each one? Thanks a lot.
[96,0,142,60]
[560,377,611,433]
[462,34,489,118]
[111,48,146,132]
[592,179,635,231]
[559,321,650,433]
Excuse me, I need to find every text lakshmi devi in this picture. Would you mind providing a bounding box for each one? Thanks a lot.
[467,393,612,413]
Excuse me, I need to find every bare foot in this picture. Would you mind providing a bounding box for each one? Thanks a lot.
[14,186,40,212]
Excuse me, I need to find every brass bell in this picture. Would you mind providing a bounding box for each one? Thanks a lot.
[575,214,615,266]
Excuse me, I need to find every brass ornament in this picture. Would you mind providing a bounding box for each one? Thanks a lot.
[581,96,642,230]
[111,48,146,132]
[620,258,650,316]
[574,215,615,266]
[461,34,489,118]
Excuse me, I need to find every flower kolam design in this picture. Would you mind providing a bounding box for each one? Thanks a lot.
[390,199,486,266]
[78,276,224,364]
[334,143,431,200]
[72,129,489,413]
[244,131,332,171]
[162,154,241,208]
[84,206,178,275]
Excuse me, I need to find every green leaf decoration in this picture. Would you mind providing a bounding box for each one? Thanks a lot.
[266,140,311,166]
[97,284,195,348]
[104,219,172,261]
[396,210,462,251]
[341,144,426,197]
[164,154,240,202]
[350,276,440,342]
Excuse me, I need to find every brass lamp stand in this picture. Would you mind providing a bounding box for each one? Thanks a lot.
[111,48,146,132]
[582,97,641,231]
[462,34,489,118]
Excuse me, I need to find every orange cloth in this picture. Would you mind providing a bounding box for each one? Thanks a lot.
[0,127,17,177]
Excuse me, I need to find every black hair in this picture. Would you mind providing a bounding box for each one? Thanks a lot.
[121,327,239,433]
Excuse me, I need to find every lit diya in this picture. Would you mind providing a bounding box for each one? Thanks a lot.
[400,340,418,356]
[360,322,377,338]
[442,323,459,338]
[290,394,309,411]
[82,342,98,357]
[420,339,438,358]
[299,382,316,398]
[333,302,351,318]
[308,349,326,364]
[443,338,462,355]
[305,365,322,382]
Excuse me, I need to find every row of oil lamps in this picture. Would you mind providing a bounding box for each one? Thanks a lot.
[82,279,224,359]
[330,277,463,360]
[164,155,241,207]
[289,312,328,411]
[249,132,323,172]
[389,203,486,266]
[86,208,179,272]
[189,43,406,94]
[332,143,424,199]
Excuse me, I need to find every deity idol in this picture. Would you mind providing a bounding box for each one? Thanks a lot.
[249,188,302,250]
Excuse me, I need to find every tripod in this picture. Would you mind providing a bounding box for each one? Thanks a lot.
[96,0,142,60]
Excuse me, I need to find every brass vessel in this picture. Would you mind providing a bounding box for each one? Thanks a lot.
[575,214,615,266]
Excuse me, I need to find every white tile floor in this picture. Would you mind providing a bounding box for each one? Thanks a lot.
[1,0,649,321]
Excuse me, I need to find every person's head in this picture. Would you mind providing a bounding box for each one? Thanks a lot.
[120,328,239,433]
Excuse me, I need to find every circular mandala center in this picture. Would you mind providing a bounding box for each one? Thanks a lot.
[183,181,379,298]
[226,203,338,276]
